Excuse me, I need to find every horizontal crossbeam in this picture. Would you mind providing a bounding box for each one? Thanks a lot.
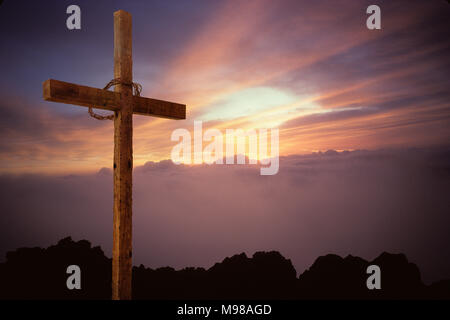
[43,79,186,120]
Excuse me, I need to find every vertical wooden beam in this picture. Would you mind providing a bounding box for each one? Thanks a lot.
[112,10,133,300]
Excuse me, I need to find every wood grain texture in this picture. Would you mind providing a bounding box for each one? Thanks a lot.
[112,9,133,301]
[43,79,118,111]
[42,9,187,301]
[133,95,186,119]
[43,79,186,119]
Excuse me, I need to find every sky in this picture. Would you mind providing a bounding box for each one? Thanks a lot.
[0,1,449,284]
[0,0,448,173]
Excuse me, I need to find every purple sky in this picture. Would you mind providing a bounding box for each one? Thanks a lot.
[0,0,449,285]
[1,148,449,284]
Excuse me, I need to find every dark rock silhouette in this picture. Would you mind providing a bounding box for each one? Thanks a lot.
[297,254,368,299]
[134,251,297,299]
[0,237,111,299]
[296,253,427,299]
[0,237,448,299]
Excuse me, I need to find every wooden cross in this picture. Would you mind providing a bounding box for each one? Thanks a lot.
[42,10,186,300]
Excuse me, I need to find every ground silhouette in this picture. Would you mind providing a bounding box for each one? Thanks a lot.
[0,237,448,299]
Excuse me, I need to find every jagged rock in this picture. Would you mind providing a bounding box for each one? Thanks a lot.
[0,238,449,299]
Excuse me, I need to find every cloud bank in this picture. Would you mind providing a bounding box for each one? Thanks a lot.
[1,147,449,284]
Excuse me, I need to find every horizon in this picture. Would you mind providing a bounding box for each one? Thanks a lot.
[0,234,431,277]
[0,145,447,175]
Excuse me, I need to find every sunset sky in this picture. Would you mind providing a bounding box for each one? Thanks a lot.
[0,0,449,285]
[0,0,449,173]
